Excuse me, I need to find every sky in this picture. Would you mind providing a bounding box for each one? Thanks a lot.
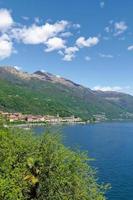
[0,0,133,94]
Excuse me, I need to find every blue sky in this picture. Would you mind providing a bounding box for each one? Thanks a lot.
[0,0,133,94]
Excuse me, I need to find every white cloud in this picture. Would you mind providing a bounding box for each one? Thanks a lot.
[58,50,64,56]
[85,56,91,61]
[0,9,13,31]
[12,20,69,44]
[127,45,133,51]
[0,9,14,59]
[63,46,79,61]
[105,21,128,37]
[11,17,98,60]
[60,32,73,37]
[56,74,61,78]
[76,36,99,48]
[114,21,128,36]
[100,1,105,8]
[93,86,122,92]
[14,66,22,71]
[40,69,46,73]
[65,46,79,55]
[93,86,133,95]
[45,37,66,52]
[34,17,40,24]
[73,23,81,29]
[0,9,100,61]
[63,54,74,61]
[104,21,113,34]
[99,53,114,58]
[0,34,13,60]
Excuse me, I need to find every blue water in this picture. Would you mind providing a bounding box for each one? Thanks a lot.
[33,122,133,200]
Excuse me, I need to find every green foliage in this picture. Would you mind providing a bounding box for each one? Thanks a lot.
[0,129,37,199]
[0,114,7,128]
[0,75,126,120]
[0,128,108,199]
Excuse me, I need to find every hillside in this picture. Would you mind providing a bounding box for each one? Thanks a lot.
[94,90,133,116]
[0,66,133,120]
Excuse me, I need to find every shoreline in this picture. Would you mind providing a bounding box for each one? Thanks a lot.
[6,121,87,128]
[5,119,133,129]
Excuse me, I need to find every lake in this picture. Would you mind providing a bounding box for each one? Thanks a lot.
[33,122,133,200]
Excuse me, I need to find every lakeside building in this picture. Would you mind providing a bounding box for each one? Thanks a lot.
[26,115,45,122]
[0,111,82,123]
[93,113,108,122]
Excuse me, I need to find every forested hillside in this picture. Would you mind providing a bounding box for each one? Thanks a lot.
[0,66,133,120]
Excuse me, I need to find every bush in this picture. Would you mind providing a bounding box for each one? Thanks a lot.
[0,128,108,199]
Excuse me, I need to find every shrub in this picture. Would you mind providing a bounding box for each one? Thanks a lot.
[0,128,108,199]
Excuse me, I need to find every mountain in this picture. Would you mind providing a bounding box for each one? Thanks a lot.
[0,66,133,120]
[94,90,133,114]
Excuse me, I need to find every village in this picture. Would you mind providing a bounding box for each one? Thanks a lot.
[0,111,83,124]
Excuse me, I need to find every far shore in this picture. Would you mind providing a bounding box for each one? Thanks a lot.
[4,118,133,129]
[5,121,87,128]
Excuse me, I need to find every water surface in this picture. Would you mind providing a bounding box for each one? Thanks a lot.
[33,122,133,200]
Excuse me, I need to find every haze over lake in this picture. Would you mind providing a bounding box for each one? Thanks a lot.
[34,122,133,200]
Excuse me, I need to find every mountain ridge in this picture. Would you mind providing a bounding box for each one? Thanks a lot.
[0,66,133,120]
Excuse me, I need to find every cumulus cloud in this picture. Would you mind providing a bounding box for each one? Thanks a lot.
[45,37,66,52]
[34,17,40,24]
[104,21,113,34]
[105,21,128,37]
[63,54,74,61]
[65,46,79,55]
[127,45,133,51]
[12,20,69,44]
[99,53,114,58]
[14,66,22,71]
[58,50,64,56]
[0,34,13,60]
[63,46,79,61]
[76,36,99,48]
[61,36,99,61]
[93,86,133,94]
[0,9,13,31]
[0,8,100,61]
[56,74,61,78]
[114,21,128,36]
[60,31,73,37]
[73,23,81,29]
[0,9,14,59]
[93,86,123,92]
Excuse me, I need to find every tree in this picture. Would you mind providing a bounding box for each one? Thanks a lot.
[0,114,6,128]
[0,128,108,200]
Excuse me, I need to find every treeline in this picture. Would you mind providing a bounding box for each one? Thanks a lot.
[0,127,108,199]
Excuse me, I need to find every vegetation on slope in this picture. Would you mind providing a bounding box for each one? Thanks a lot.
[95,91,133,114]
[0,126,108,199]
[0,67,125,120]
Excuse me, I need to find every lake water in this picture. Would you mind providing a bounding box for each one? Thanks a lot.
[33,122,133,200]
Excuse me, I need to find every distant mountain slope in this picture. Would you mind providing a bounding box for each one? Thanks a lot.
[95,90,133,114]
[0,66,133,120]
